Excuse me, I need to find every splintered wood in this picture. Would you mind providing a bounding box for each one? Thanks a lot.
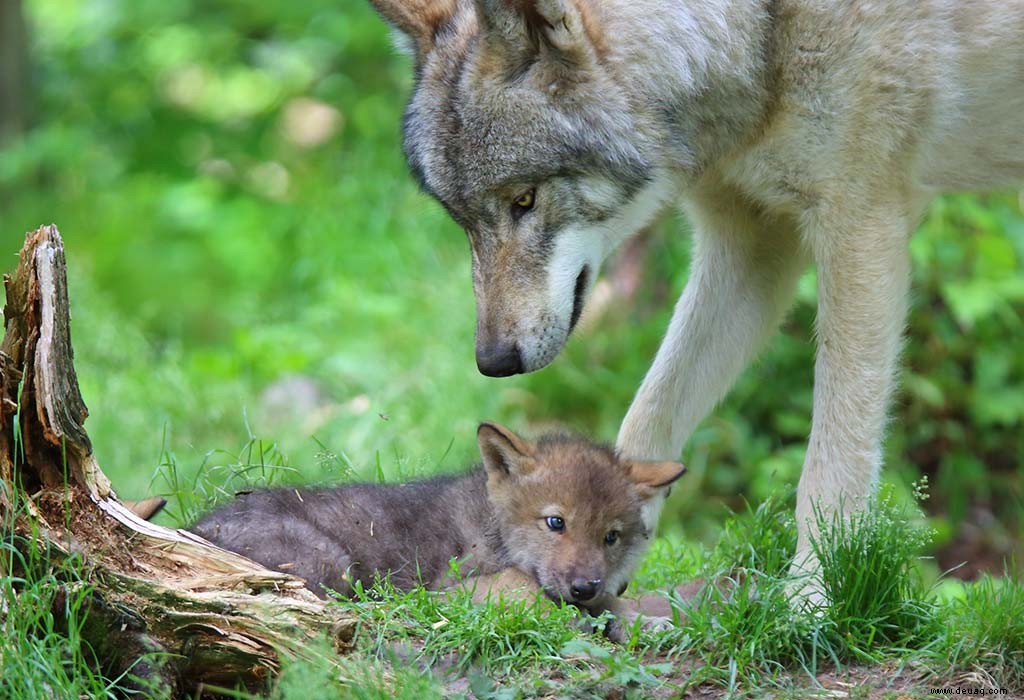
[0,224,354,694]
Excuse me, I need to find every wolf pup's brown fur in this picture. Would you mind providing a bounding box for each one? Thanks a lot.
[190,422,684,619]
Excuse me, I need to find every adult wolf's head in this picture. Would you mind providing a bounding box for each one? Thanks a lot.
[367,0,674,375]
[477,422,685,605]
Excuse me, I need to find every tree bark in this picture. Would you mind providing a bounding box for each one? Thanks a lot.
[0,0,30,145]
[0,225,356,695]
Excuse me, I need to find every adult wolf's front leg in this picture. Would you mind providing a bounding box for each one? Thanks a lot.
[793,199,914,600]
[618,185,807,530]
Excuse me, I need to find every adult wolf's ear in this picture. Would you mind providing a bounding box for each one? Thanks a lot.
[627,460,687,500]
[366,0,458,59]
[475,0,600,66]
[478,422,537,479]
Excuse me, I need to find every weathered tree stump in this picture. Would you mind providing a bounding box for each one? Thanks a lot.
[0,225,356,695]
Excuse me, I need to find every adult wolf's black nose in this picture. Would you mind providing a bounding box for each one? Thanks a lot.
[476,342,523,377]
[570,578,602,602]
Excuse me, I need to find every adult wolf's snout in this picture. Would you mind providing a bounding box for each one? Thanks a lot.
[476,340,523,377]
[471,251,579,376]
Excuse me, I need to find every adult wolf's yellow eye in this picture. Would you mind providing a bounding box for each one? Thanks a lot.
[514,189,535,211]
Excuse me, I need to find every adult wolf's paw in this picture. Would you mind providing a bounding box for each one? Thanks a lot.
[787,552,828,614]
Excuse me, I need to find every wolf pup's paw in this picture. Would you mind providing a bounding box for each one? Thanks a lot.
[598,614,629,644]
[574,610,613,638]
[573,608,629,642]
[599,612,674,644]
[637,613,674,634]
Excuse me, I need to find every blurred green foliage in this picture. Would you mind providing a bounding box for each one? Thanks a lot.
[0,0,1021,560]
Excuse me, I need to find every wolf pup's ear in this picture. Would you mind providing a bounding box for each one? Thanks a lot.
[478,422,537,479]
[475,0,598,65]
[367,0,459,58]
[123,497,167,521]
[627,460,687,500]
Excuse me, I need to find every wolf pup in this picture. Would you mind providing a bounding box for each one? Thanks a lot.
[190,422,684,622]
[364,0,1024,596]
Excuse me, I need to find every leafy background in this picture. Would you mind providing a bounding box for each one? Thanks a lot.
[1,0,1021,576]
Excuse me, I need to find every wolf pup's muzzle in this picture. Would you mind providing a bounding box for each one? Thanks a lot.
[570,577,603,603]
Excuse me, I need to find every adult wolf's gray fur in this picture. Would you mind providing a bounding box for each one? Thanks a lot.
[365,0,1024,600]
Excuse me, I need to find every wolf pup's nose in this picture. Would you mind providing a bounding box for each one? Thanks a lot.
[476,341,523,377]
[570,578,602,602]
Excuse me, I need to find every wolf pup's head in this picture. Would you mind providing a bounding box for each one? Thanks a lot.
[367,0,674,376]
[477,422,685,606]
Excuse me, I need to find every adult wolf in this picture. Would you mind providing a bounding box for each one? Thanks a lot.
[366,0,1024,593]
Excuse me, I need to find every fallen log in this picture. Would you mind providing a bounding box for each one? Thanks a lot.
[0,225,355,695]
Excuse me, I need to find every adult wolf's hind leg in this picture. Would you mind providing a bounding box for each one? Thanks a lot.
[793,198,913,601]
[617,184,808,531]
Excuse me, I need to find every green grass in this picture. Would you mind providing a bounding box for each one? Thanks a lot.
[811,489,938,655]
[272,647,444,700]
[936,567,1024,690]
[615,486,1017,696]
[342,574,584,676]
[1,549,110,700]
[330,575,678,698]
[4,474,1023,698]
[269,489,1024,697]
[1,502,165,699]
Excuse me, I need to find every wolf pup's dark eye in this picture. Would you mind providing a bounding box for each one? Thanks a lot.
[604,530,620,545]
[545,515,565,532]
[511,188,536,219]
